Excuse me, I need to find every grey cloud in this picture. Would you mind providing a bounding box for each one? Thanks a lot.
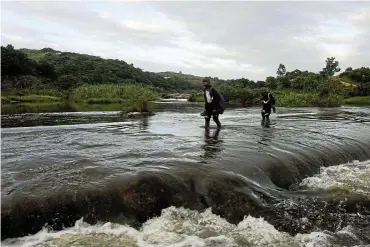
[151,2,370,78]
[1,25,55,49]
[2,1,369,80]
[151,2,323,44]
[1,1,181,49]
[345,32,370,68]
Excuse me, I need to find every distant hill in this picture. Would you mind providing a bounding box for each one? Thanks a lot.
[156,71,204,89]
[2,46,194,92]
[155,71,233,89]
[157,71,202,80]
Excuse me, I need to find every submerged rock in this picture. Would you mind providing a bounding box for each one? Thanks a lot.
[2,171,370,242]
[126,112,155,118]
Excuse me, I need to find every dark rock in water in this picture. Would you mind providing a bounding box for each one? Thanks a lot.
[270,196,370,237]
[126,112,155,118]
[0,172,207,240]
[2,171,370,244]
[201,175,269,223]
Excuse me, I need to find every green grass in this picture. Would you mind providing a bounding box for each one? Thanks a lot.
[121,101,156,113]
[344,96,370,106]
[332,75,358,86]
[72,84,160,112]
[1,75,67,97]
[1,102,69,114]
[188,94,204,102]
[1,95,62,103]
[273,91,344,107]
[189,89,343,107]
[23,50,49,62]
[72,84,155,102]
[85,98,125,104]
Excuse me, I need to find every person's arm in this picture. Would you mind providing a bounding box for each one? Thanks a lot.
[200,89,207,116]
[254,96,263,104]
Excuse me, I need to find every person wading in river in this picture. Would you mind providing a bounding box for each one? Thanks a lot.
[200,77,223,129]
[255,91,276,125]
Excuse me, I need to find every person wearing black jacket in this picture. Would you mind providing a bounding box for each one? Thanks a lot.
[201,77,222,129]
[255,91,276,124]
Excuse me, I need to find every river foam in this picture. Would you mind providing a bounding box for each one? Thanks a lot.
[3,157,370,246]
[3,206,367,247]
[299,160,370,198]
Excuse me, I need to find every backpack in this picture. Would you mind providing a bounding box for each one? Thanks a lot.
[215,89,225,114]
[219,93,225,105]
[204,87,226,114]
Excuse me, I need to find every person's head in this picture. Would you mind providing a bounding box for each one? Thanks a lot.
[202,77,211,88]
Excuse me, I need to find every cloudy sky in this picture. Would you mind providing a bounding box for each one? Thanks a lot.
[1,1,369,81]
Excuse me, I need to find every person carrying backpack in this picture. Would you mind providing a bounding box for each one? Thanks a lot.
[200,77,224,129]
[255,91,276,124]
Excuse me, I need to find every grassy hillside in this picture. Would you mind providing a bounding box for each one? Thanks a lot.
[4,46,194,93]
[155,71,232,91]
[20,48,50,61]
[156,71,203,89]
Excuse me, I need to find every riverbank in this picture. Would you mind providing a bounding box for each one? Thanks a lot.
[3,93,369,116]
[1,84,160,115]
[187,90,345,107]
[273,91,344,107]
[2,87,369,111]
[1,95,62,104]
[344,96,370,106]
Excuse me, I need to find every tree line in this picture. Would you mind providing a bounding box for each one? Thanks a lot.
[1,44,369,104]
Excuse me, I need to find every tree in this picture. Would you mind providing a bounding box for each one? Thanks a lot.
[276,64,286,77]
[345,67,353,72]
[277,77,291,89]
[1,45,34,77]
[36,62,58,80]
[256,80,266,88]
[101,71,108,83]
[237,78,252,88]
[92,66,103,84]
[321,57,341,77]
[57,74,78,90]
[276,64,288,89]
[41,47,57,53]
[265,76,277,89]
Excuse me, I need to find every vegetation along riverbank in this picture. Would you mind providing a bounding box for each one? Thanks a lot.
[2,44,370,111]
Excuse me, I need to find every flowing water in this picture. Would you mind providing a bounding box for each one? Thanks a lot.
[1,101,370,247]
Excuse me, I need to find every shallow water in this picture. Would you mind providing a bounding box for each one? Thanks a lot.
[1,102,370,246]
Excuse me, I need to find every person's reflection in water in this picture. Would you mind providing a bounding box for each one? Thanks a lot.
[139,117,149,130]
[257,126,275,151]
[201,127,223,159]
[262,118,271,128]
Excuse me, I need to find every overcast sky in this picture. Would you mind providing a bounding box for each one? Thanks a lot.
[1,1,369,81]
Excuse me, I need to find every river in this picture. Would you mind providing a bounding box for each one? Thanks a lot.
[1,101,370,247]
